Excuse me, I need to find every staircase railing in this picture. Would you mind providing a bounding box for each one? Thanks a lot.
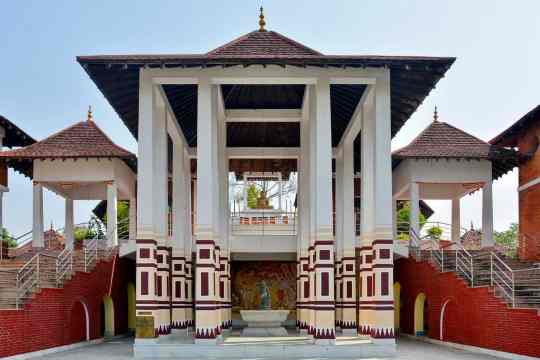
[408,228,421,260]
[56,247,73,287]
[84,237,99,272]
[15,253,40,309]
[455,242,474,286]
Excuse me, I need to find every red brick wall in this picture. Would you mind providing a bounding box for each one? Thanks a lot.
[0,256,134,358]
[395,258,540,358]
[516,120,540,260]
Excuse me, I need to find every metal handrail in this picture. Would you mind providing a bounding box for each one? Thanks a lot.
[56,247,73,287]
[84,237,99,272]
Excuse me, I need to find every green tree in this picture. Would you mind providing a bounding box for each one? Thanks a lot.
[426,225,443,239]
[1,228,16,248]
[246,184,260,209]
[396,202,426,236]
[494,223,518,248]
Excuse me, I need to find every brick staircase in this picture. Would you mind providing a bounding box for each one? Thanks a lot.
[414,241,540,311]
[0,243,113,310]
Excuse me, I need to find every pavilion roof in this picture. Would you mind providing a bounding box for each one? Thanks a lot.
[77,22,455,147]
[0,115,36,148]
[490,104,540,147]
[0,117,136,178]
[393,118,518,180]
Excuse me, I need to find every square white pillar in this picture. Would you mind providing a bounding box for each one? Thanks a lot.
[32,182,44,248]
[172,139,186,251]
[409,182,420,239]
[482,181,494,247]
[129,196,136,241]
[451,197,461,243]
[64,198,74,250]
[106,181,118,247]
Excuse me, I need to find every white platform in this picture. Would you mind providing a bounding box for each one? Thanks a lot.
[134,330,396,359]
[240,309,290,337]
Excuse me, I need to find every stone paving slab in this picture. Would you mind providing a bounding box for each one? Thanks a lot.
[34,336,508,360]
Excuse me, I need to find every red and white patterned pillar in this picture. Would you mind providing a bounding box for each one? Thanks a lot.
[370,70,395,344]
[194,78,220,343]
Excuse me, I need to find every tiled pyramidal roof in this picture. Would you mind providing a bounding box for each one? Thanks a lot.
[394,120,492,159]
[0,120,135,160]
[393,119,519,180]
[206,30,322,57]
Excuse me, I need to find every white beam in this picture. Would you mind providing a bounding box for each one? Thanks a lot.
[225,109,301,123]
[338,85,372,149]
[157,85,189,149]
[188,147,342,159]
[146,66,387,84]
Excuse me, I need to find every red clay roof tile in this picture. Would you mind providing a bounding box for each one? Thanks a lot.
[206,30,322,57]
[0,120,135,160]
[394,120,492,159]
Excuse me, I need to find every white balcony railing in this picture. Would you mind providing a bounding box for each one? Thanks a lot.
[230,210,297,236]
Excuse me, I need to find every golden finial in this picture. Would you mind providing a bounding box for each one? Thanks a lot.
[433,106,439,122]
[259,6,266,32]
[87,105,93,122]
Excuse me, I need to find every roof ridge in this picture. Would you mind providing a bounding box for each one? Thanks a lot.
[206,29,322,57]
[266,30,323,56]
[206,31,256,56]
[85,120,135,157]
[437,120,488,145]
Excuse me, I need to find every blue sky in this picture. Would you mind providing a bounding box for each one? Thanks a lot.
[1,1,539,235]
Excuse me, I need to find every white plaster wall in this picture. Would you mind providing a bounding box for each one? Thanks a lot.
[34,158,115,182]
[393,159,492,199]
[112,159,136,199]
[230,235,297,253]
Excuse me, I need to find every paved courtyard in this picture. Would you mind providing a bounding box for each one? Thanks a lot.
[35,337,508,360]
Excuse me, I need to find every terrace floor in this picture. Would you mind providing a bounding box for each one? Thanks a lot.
[32,336,512,360]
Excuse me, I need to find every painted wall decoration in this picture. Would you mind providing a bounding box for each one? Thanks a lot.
[231,261,296,319]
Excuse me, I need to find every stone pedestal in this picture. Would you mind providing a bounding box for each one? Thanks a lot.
[240,310,290,337]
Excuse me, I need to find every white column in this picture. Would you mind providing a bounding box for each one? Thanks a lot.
[451,197,461,243]
[0,191,4,232]
[310,77,335,344]
[106,181,118,247]
[195,77,220,342]
[129,195,136,241]
[482,181,494,247]
[392,198,398,240]
[340,140,357,335]
[64,198,74,250]
[172,139,186,250]
[32,182,44,248]
[409,182,420,239]
[371,70,395,344]
[153,104,168,244]
[359,87,376,337]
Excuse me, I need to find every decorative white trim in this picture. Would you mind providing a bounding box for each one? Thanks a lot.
[402,334,539,360]
[518,175,540,192]
[3,339,104,360]
[225,109,301,123]
[439,299,451,340]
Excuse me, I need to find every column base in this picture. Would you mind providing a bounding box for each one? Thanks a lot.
[341,328,357,336]
[370,337,396,346]
[314,338,336,345]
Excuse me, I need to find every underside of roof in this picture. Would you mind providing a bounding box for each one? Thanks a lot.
[77,27,454,148]
[490,104,540,147]
[0,115,35,148]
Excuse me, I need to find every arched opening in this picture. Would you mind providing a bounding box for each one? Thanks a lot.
[102,295,115,338]
[414,292,427,336]
[127,282,136,334]
[68,300,90,343]
[393,282,401,334]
